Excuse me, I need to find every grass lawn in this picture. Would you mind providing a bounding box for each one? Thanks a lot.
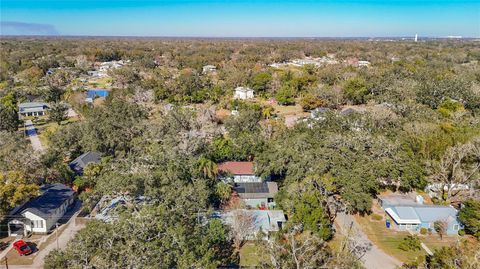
[34,117,79,148]
[329,221,346,251]
[88,77,112,89]
[355,214,426,264]
[419,234,462,252]
[3,246,36,265]
[355,211,464,265]
[240,242,269,267]
[272,103,305,116]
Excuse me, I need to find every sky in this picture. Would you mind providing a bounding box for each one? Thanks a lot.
[0,0,479,37]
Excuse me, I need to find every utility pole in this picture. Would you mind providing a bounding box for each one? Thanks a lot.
[55,222,59,249]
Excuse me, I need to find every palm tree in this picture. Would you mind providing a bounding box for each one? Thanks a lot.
[198,157,218,179]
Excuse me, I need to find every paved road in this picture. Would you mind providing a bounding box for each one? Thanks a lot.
[336,212,403,269]
[24,120,44,153]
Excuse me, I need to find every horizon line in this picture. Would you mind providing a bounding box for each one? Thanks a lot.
[0,34,478,40]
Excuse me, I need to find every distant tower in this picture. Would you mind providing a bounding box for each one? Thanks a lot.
[415,34,418,42]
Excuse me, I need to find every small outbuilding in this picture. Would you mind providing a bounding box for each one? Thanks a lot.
[234,87,254,100]
[202,65,216,73]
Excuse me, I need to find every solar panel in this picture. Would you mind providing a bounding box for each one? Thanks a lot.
[235,183,268,194]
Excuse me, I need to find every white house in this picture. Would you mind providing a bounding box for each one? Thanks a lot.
[218,161,262,183]
[234,87,254,100]
[7,184,75,236]
[18,102,49,118]
[202,65,216,73]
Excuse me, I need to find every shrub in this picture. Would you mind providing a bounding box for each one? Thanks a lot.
[371,213,383,221]
[398,235,421,252]
[300,93,326,111]
[458,199,480,237]
[420,227,428,235]
[458,229,465,236]
[343,77,369,105]
[276,84,296,105]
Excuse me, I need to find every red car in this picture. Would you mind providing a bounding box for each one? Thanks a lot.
[13,240,32,256]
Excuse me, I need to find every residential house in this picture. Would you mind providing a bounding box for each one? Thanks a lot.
[85,89,109,103]
[97,60,127,72]
[219,209,286,240]
[379,194,463,235]
[202,65,216,73]
[69,151,102,175]
[7,184,76,236]
[87,70,108,78]
[233,182,278,209]
[234,87,254,100]
[358,60,371,67]
[218,161,262,183]
[18,102,49,118]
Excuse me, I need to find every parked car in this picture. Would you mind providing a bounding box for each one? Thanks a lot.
[13,240,32,256]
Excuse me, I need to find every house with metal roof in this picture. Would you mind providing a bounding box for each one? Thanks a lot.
[85,89,109,103]
[380,194,463,235]
[233,182,278,209]
[69,151,102,175]
[7,184,76,237]
[219,209,286,240]
[18,102,49,118]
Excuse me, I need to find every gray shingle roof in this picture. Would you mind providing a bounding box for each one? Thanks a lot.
[69,151,102,175]
[20,184,75,220]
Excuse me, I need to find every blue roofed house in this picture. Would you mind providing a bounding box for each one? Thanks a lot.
[85,89,109,103]
[7,184,76,237]
[379,194,463,235]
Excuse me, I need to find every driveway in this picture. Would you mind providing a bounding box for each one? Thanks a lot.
[335,212,403,269]
[24,120,44,153]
